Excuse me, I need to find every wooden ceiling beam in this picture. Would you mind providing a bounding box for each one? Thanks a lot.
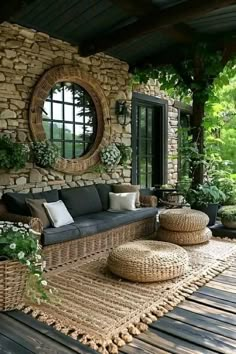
[111,0,195,44]
[80,0,236,56]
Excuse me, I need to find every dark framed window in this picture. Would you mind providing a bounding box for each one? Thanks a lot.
[42,82,97,159]
[132,93,168,189]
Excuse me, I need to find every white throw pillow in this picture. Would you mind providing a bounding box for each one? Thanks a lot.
[109,192,137,211]
[43,200,74,228]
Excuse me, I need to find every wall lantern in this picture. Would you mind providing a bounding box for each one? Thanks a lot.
[115,100,131,127]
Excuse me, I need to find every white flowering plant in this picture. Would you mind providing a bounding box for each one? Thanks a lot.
[100,143,121,167]
[31,140,60,168]
[0,221,50,303]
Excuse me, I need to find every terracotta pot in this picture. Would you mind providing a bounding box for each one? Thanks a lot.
[221,218,236,229]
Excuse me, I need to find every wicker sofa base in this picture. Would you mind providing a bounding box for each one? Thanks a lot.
[43,216,156,270]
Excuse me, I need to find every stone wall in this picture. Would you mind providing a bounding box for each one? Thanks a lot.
[0,22,132,198]
[133,80,179,185]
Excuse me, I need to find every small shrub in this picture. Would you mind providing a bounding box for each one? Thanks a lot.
[0,135,29,170]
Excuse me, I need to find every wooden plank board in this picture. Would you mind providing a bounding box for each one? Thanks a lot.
[214,274,236,285]
[166,307,236,340]
[178,300,236,325]
[206,281,236,294]
[0,332,34,354]
[197,286,236,303]
[0,313,78,354]
[188,293,236,314]
[136,328,216,354]
[119,337,170,354]
[6,311,96,354]
[151,317,236,354]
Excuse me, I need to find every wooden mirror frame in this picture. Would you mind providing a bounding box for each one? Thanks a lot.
[29,65,110,174]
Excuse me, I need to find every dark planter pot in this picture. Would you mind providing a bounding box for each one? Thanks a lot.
[192,203,219,226]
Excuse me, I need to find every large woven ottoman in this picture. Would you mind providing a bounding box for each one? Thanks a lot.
[107,240,189,282]
[157,209,212,245]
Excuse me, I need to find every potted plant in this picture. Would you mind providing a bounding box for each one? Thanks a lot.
[185,183,226,226]
[31,140,60,168]
[0,221,49,310]
[100,143,121,168]
[218,206,236,229]
[0,135,29,170]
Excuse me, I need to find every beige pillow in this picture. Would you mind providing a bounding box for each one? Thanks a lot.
[109,192,136,211]
[26,198,51,229]
[112,184,140,207]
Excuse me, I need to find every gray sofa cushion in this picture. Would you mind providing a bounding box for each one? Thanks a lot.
[59,185,103,218]
[2,190,59,216]
[42,207,157,246]
[74,207,157,237]
[42,223,80,246]
[95,184,112,210]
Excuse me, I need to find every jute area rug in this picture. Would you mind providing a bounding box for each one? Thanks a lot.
[22,238,236,354]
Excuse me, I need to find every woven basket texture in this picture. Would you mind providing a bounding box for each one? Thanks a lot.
[159,208,209,232]
[157,226,212,245]
[107,240,189,282]
[0,260,27,311]
[43,216,156,269]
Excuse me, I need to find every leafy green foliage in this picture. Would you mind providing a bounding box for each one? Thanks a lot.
[31,141,60,168]
[218,206,236,222]
[0,135,29,170]
[116,143,132,167]
[185,183,226,207]
[0,222,50,303]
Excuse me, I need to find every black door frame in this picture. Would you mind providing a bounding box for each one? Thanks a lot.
[131,92,168,187]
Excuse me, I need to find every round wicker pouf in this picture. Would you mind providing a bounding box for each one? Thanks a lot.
[107,240,189,282]
[159,209,209,232]
[157,226,212,245]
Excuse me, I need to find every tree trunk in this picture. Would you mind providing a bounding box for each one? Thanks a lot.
[190,91,205,187]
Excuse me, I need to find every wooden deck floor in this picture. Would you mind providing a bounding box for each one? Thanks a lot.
[0,262,236,354]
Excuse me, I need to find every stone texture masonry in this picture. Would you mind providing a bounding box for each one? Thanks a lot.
[0,22,178,198]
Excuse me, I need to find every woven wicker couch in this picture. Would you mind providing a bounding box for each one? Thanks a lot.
[0,184,157,269]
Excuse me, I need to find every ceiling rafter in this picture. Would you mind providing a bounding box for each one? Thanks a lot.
[80,0,236,56]
[110,0,195,44]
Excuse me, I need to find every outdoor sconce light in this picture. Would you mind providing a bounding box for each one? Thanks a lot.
[115,100,131,127]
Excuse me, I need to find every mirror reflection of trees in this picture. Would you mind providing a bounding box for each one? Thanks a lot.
[42,82,97,159]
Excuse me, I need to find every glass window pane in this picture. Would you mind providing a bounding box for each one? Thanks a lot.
[147,158,152,173]
[53,122,63,140]
[43,120,51,139]
[52,103,63,121]
[43,101,51,119]
[140,106,146,138]
[52,83,63,101]
[140,174,146,188]
[64,142,73,159]
[147,174,152,188]
[64,123,73,141]
[54,142,63,156]
[140,139,147,156]
[75,125,83,140]
[75,142,84,157]
[64,104,73,122]
[43,81,97,159]
[147,108,152,137]
[140,158,146,174]
[147,140,152,155]
[75,106,84,123]
[64,83,73,103]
